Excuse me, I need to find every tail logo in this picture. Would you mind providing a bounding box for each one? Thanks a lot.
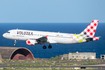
[81,20,99,38]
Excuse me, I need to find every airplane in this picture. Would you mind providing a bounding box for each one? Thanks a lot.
[3,20,99,49]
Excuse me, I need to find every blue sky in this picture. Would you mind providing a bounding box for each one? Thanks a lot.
[0,0,105,23]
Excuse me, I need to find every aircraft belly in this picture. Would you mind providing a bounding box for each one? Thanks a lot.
[49,37,74,44]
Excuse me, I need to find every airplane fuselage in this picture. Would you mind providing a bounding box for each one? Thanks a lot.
[2,20,100,49]
[3,29,85,44]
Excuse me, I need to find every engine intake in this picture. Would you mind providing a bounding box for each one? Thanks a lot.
[26,39,37,45]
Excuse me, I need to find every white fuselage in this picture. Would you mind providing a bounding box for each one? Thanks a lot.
[2,20,100,47]
[3,29,86,44]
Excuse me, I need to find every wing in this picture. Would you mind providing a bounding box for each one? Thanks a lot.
[36,36,48,44]
[26,35,48,45]
[36,35,57,44]
[26,35,57,45]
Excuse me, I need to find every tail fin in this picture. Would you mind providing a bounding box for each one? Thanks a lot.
[80,20,99,41]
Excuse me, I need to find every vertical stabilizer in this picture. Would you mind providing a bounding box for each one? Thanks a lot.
[80,20,99,37]
[80,20,99,41]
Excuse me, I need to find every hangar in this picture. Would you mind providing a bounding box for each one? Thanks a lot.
[0,47,34,60]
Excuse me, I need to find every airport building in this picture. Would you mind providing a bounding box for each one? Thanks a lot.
[60,52,96,60]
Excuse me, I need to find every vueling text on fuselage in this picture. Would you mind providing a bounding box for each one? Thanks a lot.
[17,31,33,35]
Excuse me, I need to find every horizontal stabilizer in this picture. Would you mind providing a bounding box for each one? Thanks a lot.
[86,38,93,42]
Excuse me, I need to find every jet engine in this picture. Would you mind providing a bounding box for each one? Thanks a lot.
[26,39,37,45]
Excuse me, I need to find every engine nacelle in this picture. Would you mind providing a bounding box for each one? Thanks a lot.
[26,39,37,45]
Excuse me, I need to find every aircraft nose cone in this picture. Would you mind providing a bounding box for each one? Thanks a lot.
[3,33,6,38]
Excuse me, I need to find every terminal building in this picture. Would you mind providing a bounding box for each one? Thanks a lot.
[60,52,96,60]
